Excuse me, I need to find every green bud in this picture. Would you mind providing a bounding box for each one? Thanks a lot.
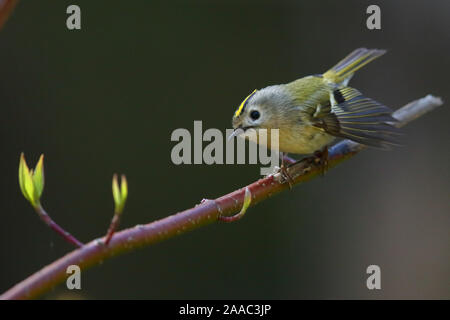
[240,187,252,217]
[112,174,128,215]
[19,153,44,208]
[112,174,120,209]
[32,155,45,198]
[120,174,128,205]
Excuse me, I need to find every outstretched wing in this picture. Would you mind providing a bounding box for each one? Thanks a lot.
[313,87,402,149]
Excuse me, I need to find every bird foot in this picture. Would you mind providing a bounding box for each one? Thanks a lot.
[313,147,329,176]
[279,164,294,189]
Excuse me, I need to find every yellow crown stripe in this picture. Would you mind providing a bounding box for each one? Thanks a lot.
[234,89,257,117]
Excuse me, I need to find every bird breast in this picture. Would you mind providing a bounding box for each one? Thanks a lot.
[277,125,335,154]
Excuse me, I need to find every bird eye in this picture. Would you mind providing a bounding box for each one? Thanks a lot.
[250,110,260,120]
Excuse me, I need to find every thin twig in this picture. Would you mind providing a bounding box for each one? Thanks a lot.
[104,214,120,245]
[35,205,84,248]
[0,0,19,30]
[0,95,443,300]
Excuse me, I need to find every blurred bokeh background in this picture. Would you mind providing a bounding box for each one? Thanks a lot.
[0,0,449,299]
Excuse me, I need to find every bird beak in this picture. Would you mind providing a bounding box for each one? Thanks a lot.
[228,128,243,141]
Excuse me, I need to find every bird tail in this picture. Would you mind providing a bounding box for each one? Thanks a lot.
[323,48,386,85]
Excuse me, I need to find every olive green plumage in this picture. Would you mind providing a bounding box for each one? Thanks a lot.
[231,48,401,154]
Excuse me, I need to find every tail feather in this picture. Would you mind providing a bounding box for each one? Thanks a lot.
[323,48,386,84]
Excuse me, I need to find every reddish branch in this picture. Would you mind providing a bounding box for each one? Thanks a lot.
[0,95,443,300]
[0,0,18,30]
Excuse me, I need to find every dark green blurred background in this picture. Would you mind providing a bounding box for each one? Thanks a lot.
[0,0,449,299]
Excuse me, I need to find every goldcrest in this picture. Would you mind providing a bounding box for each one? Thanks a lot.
[231,48,401,156]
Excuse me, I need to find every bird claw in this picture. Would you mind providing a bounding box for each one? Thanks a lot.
[313,147,329,176]
[280,165,294,189]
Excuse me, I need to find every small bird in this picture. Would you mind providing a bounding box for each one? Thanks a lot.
[230,48,401,176]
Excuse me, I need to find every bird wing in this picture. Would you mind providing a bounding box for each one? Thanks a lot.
[312,86,402,148]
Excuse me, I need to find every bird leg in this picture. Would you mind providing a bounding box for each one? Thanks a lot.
[313,146,329,176]
[280,152,294,188]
